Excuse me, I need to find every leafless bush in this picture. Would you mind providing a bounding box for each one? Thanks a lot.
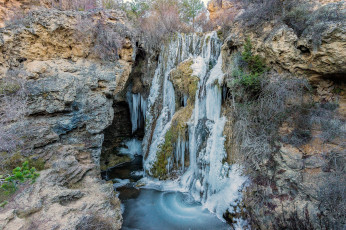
[50,0,97,11]
[194,10,216,32]
[4,8,35,27]
[102,0,122,9]
[76,215,113,230]
[302,2,346,49]
[0,70,28,171]
[236,0,283,30]
[229,72,308,171]
[125,0,207,50]
[282,1,315,37]
[93,21,125,61]
[309,102,345,143]
[317,169,346,229]
[138,4,184,50]
[275,206,314,230]
[75,15,125,61]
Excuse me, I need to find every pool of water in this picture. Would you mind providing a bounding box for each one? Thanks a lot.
[101,139,231,230]
[122,189,230,230]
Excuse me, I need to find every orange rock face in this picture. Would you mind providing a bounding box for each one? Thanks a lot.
[207,0,232,21]
[0,0,51,27]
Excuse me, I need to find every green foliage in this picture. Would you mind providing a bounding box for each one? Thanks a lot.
[241,38,266,75]
[231,38,267,91]
[0,152,45,175]
[122,0,150,20]
[0,201,8,208]
[179,0,205,30]
[1,161,39,193]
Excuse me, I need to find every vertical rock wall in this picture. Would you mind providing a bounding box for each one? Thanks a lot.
[0,10,135,229]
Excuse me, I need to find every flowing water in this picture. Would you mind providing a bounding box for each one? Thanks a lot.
[107,32,248,229]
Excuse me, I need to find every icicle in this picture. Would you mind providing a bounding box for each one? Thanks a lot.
[127,89,147,133]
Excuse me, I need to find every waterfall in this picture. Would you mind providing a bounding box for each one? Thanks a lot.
[143,33,220,171]
[127,90,147,133]
[142,32,247,223]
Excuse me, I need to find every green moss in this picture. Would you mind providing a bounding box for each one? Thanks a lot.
[332,87,343,95]
[28,158,45,171]
[205,35,210,45]
[0,152,46,175]
[150,104,193,179]
[217,30,223,40]
[151,129,174,179]
[100,155,131,171]
[0,81,20,95]
[171,59,199,102]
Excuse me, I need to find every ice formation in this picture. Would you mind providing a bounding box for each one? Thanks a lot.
[119,138,143,158]
[133,32,248,225]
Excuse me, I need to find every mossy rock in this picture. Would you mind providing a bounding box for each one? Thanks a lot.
[150,105,193,179]
[150,128,173,179]
[170,59,199,103]
[0,152,45,174]
[0,80,21,95]
[100,154,131,171]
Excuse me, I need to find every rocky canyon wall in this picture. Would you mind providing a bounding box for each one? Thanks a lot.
[0,9,135,229]
[211,0,345,228]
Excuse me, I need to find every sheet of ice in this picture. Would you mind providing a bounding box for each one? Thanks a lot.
[113,178,130,189]
[130,171,144,177]
[127,91,147,133]
[207,54,225,86]
[119,138,142,158]
[191,56,207,79]
[137,177,187,193]
[204,165,247,219]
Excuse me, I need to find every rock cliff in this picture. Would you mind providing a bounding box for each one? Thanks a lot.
[211,0,345,228]
[0,9,134,230]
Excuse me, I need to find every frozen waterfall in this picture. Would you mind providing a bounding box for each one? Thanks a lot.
[127,90,147,133]
[141,32,247,225]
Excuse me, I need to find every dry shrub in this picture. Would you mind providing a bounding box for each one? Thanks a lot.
[318,150,346,229]
[139,3,184,49]
[102,0,122,9]
[229,72,308,171]
[236,0,283,29]
[76,215,113,230]
[195,10,216,32]
[49,0,97,11]
[93,21,125,61]
[234,0,345,49]
[75,14,126,61]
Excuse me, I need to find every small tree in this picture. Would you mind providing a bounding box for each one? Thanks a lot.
[179,0,205,31]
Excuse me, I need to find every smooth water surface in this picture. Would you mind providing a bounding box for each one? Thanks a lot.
[122,189,230,230]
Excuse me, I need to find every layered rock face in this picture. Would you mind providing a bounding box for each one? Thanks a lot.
[0,9,134,229]
[216,1,345,229]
